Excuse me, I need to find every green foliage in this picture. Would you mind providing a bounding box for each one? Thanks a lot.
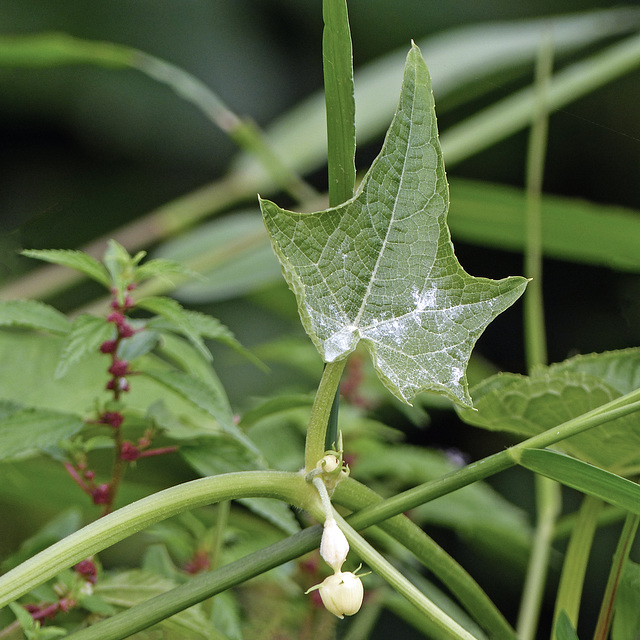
[261,44,527,407]
[0,6,639,640]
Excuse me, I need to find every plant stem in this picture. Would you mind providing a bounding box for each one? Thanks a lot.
[304,359,347,471]
[517,33,559,640]
[0,470,311,609]
[551,495,602,637]
[593,512,640,640]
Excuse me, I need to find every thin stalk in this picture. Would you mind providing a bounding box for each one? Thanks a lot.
[551,495,603,637]
[304,360,347,471]
[517,33,559,640]
[593,512,640,639]
[210,500,230,572]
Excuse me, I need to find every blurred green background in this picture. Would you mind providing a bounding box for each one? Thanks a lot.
[1,2,640,638]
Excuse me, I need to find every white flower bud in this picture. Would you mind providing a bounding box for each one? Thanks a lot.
[318,571,364,618]
[317,454,340,473]
[320,519,349,571]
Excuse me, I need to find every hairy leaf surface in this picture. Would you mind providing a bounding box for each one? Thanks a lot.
[260,44,527,406]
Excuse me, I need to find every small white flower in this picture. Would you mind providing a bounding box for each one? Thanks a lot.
[320,519,349,571]
[318,571,364,619]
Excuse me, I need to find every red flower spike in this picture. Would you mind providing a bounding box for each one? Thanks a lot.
[100,339,118,354]
[120,441,140,461]
[107,311,125,325]
[118,322,135,338]
[75,559,98,584]
[91,484,110,505]
[100,411,123,429]
[108,360,129,377]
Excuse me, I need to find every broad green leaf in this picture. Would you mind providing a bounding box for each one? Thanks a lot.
[458,349,640,474]
[55,314,115,379]
[0,402,85,461]
[0,300,71,335]
[555,611,580,640]
[21,249,111,288]
[138,296,211,361]
[260,44,527,406]
[612,560,640,640]
[517,449,640,517]
[134,257,201,284]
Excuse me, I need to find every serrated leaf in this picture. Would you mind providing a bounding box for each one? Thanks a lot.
[0,403,85,461]
[141,369,233,430]
[21,249,111,288]
[55,314,115,379]
[138,296,211,361]
[134,257,202,284]
[260,43,526,407]
[458,349,640,474]
[0,300,71,335]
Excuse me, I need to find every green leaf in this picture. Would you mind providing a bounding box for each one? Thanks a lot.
[138,296,211,361]
[458,349,640,474]
[134,257,201,284]
[322,0,356,207]
[516,449,640,517]
[0,300,71,335]
[55,314,115,379]
[141,369,233,429]
[21,249,111,288]
[448,179,640,273]
[612,560,640,640]
[260,44,527,406]
[555,611,580,640]
[0,402,85,461]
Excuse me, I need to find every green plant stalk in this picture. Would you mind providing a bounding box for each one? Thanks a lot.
[441,31,640,166]
[0,471,310,608]
[517,34,560,640]
[332,511,478,640]
[2,392,639,630]
[304,359,347,471]
[551,495,603,637]
[336,478,517,639]
[593,512,640,640]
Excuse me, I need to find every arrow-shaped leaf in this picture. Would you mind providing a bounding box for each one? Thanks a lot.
[260,43,527,406]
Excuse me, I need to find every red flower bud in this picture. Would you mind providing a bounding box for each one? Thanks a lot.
[99,339,118,354]
[120,441,140,461]
[91,484,110,505]
[108,360,129,377]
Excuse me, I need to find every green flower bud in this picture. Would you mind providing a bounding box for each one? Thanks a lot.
[318,571,364,619]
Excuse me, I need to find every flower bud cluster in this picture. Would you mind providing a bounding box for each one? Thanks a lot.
[307,511,364,618]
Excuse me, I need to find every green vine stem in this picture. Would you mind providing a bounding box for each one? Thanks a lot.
[0,471,312,609]
[517,33,561,640]
[551,495,603,637]
[593,512,640,639]
[304,359,347,471]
